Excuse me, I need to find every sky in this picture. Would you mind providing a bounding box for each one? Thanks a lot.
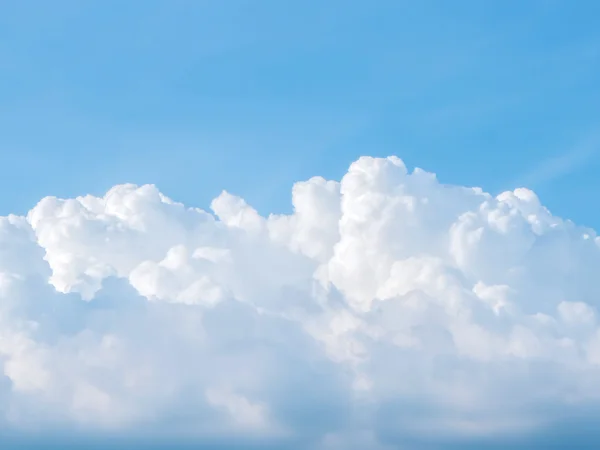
[1,0,600,226]
[2,1,600,449]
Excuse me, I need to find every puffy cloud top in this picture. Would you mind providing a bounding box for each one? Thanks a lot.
[1,156,600,448]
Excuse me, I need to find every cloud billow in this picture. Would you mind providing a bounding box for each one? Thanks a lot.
[1,156,599,448]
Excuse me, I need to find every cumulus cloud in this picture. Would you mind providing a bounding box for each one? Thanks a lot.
[1,156,600,448]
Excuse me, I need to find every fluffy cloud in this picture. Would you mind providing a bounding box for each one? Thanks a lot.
[1,156,600,448]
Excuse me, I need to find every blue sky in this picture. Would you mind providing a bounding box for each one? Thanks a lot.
[2,3,600,448]
[1,0,600,227]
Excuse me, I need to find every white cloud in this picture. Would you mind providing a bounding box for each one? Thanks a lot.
[1,156,600,447]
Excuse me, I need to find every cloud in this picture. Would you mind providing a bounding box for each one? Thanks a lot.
[1,156,600,448]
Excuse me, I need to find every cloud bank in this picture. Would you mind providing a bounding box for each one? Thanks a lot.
[1,156,600,448]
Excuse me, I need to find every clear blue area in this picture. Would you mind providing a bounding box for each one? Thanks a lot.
[1,0,599,230]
